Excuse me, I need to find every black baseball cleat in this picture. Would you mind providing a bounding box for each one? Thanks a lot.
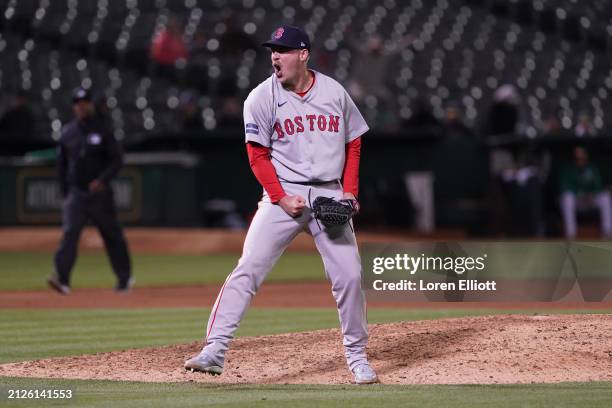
[114,277,135,294]
[47,276,71,295]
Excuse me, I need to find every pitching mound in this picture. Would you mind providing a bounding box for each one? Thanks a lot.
[1,314,611,385]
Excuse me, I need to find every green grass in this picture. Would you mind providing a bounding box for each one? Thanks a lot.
[0,379,611,408]
[1,250,611,406]
[0,252,325,291]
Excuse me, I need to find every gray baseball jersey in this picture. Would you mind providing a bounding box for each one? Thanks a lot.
[194,70,370,374]
[243,70,369,182]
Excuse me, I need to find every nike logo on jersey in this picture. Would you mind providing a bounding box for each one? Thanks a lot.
[277,101,287,107]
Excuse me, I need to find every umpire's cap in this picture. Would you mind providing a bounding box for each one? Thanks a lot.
[262,25,311,51]
[72,87,92,104]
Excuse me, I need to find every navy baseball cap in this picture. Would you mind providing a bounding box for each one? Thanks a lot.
[72,88,92,103]
[262,25,311,51]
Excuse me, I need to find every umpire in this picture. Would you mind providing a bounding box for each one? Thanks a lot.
[47,88,133,294]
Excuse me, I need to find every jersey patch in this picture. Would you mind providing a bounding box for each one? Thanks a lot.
[245,123,259,135]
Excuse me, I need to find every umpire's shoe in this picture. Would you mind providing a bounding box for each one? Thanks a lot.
[352,363,379,384]
[184,352,223,375]
[114,277,135,294]
[47,275,71,295]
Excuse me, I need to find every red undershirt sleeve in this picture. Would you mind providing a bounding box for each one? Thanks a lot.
[246,142,286,203]
[342,136,361,197]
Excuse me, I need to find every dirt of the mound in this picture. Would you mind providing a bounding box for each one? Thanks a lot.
[1,314,610,385]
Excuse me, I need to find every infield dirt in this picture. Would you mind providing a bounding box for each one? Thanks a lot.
[1,314,611,385]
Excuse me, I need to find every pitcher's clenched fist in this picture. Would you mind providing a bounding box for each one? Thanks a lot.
[278,195,306,217]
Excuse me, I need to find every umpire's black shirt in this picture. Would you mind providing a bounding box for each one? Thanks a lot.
[57,116,122,196]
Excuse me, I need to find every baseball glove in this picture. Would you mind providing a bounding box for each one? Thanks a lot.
[311,196,358,227]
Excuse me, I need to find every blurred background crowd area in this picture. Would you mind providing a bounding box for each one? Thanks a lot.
[1,0,612,238]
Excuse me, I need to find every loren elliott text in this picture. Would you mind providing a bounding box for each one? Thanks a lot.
[372,279,497,291]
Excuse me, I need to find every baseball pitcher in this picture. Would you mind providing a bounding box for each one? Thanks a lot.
[185,25,376,384]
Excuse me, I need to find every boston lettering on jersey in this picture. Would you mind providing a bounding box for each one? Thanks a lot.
[273,114,340,138]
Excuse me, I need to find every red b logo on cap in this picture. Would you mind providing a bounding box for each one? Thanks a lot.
[274,27,284,39]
